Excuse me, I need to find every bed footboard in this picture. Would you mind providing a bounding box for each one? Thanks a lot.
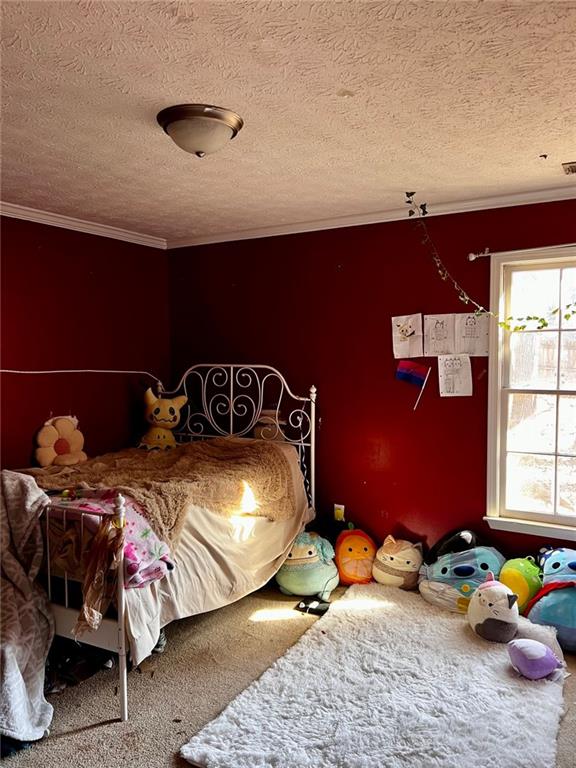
[43,493,128,721]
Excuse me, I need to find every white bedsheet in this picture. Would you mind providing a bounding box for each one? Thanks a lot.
[125,443,313,665]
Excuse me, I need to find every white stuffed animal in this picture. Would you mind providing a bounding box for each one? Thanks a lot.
[467,572,519,643]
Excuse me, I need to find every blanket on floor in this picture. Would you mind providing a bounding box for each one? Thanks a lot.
[0,470,54,742]
[28,438,296,547]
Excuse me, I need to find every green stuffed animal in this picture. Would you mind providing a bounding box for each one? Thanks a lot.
[275,532,340,600]
[499,557,542,614]
[139,388,187,449]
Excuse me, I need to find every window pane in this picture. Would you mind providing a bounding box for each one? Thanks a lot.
[507,393,556,453]
[557,457,576,517]
[509,332,558,389]
[561,267,576,330]
[509,269,560,330]
[505,453,554,513]
[559,396,576,455]
[560,331,576,390]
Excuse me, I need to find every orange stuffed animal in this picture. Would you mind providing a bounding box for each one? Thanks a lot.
[335,528,377,585]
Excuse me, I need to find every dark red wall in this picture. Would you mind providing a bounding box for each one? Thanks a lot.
[170,200,576,557]
[1,218,171,468]
[3,202,575,558]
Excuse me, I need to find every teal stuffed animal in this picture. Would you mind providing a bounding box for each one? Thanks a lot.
[275,532,340,601]
[526,547,576,652]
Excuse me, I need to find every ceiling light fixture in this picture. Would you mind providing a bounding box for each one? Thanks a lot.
[156,103,244,158]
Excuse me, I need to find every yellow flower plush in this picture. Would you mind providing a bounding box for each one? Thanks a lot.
[36,416,88,467]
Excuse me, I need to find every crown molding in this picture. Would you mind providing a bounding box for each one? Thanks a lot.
[2,186,574,251]
[0,201,168,250]
[166,185,576,249]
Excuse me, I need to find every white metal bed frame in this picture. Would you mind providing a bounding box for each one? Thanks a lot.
[44,495,129,719]
[42,364,316,722]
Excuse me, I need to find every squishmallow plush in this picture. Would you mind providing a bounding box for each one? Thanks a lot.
[335,528,377,585]
[507,638,563,681]
[372,535,423,590]
[467,572,519,643]
[525,547,576,652]
[537,547,576,582]
[36,415,87,467]
[424,529,478,565]
[537,545,557,568]
[419,546,506,613]
[140,388,188,449]
[499,557,542,614]
[275,532,339,600]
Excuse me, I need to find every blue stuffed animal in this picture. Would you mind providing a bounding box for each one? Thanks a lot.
[275,531,340,601]
[526,547,576,652]
[419,546,506,613]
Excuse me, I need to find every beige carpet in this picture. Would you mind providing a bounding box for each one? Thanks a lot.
[6,587,575,768]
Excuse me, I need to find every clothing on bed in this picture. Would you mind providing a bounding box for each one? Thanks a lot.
[72,513,124,636]
[45,490,175,636]
[47,490,174,589]
[0,470,54,743]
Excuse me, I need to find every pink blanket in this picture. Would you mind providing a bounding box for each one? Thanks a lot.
[48,489,174,589]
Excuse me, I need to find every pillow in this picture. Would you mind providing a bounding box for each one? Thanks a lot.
[36,416,87,467]
[507,638,563,680]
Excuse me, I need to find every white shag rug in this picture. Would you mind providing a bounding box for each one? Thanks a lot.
[181,583,565,768]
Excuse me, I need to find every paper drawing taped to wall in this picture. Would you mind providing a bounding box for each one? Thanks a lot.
[455,313,489,356]
[424,314,455,356]
[438,354,473,397]
[391,313,423,358]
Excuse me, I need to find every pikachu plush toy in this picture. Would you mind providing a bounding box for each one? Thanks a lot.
[139,388,188,450]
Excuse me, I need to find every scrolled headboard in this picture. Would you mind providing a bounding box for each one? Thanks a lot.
[160,364,316,507]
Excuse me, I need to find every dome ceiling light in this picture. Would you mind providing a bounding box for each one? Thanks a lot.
[156,104,244,158]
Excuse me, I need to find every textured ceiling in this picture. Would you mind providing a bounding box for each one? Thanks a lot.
[1,0,576,245]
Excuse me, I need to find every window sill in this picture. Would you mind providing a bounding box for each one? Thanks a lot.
[484,516,576,542]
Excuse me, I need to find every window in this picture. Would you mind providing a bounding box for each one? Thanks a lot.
[486,245,576,541]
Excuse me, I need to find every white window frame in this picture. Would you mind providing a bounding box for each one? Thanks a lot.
[485,243,576,542]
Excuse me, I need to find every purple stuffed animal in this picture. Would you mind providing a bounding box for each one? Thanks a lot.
[507,638,563,680]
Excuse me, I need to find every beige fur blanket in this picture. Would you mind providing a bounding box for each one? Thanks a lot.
[28,438,296,548]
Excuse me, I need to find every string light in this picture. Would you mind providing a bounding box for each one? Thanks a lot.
[404,193,576,331]
[405,192,487,315]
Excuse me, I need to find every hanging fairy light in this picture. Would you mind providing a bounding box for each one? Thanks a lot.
[404,193,575,331]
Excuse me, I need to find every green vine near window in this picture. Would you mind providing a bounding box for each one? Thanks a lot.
[405,192,576,331]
